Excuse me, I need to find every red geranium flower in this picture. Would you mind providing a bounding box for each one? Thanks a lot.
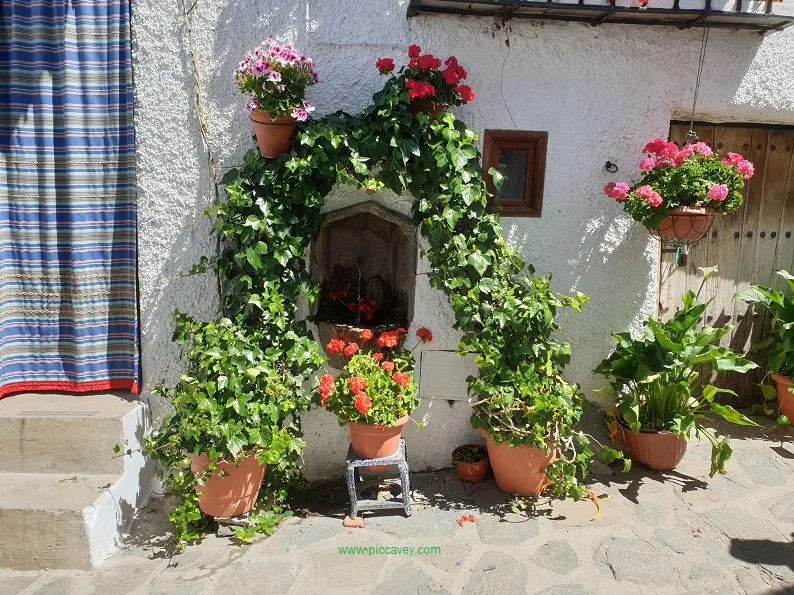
[354,392,371,414]
[381,361,395,371]
[343,342,359,357]
[376,57,395,75]
[319,374,335,407]
[326,338,346,354]
[416,54,441,71]
[408,44,421,58]
[441,67,459,85]
[416,327,433,343]
[372,352,384,361]
[455,84,475,103]
[328,290,347,301]
[348,302,359,314]
[360,328,374,341]
[378,330,400,348]
[348,375,368,393]
[392,371,411,388]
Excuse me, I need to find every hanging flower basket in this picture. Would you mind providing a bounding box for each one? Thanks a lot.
[649,206,718,243]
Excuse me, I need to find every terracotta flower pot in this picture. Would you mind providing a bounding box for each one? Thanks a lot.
[188,452,267,518]
[349,415,409,462]
[771,373,794,424]
[452,444,490,483]
[408,101,445,119]
[478,429,555,497]
[249,109,296,158]
[619,419,688,471]
[650,206,718,242]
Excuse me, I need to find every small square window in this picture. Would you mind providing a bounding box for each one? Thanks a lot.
[482,130,547,217]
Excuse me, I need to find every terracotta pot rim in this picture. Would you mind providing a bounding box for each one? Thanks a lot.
[616,416,685,437]
[189,450,263,468]
[349,414,410,430]
[249,109,295,125]
[452,443,489,464]
[666,206,720,216]
[770,372,793,385]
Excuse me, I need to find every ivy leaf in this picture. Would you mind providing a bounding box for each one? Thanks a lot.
[226,434,247,458]
[442,207,461,230]
[246,247,262,270]
[467,252,489,277]
[488,167,505,191]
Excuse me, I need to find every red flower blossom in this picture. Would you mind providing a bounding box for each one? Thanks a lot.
[408,44,421,58]
[328,290,347,301]
[348,375,368,393]
[455,84,475,103]
[372,352,384,361]
[354,392,371,414]
[441,67,459,85]
[392,371,411,388]
[416,327,433,343]
[343,342,359,357]
[348,302,359,314]
[376,57,395,75]
[319,374,335,407]
[360,329,374,341]
[416,54,441,71]
[378,330,401,348]
[405,79,436,102]
[381,361,395,371]
[326,338,346,354]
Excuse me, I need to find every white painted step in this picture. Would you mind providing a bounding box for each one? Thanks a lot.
[0,393,139,474]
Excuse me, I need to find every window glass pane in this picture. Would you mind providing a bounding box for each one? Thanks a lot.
[495,149,527,201]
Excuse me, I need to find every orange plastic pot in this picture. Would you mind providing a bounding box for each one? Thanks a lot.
[478,429,554,496]
[619,419,688,471]
[452,444,490,482]
[249,110,295,158]
[650,206,717,242]
[349,415,409,461]
[771,373,794,424]
[188,452,266,517]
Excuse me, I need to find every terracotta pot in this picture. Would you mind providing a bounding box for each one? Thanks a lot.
[478,429,555,496]
[349,415,409,463]
[249,110,296,158]
[650,206,718,242]
[188,452,266,517]
[619,419,688,471]
[317,321,406,370]
[408,101,445,119]
[452,444,490,483]
[771,373,794,424]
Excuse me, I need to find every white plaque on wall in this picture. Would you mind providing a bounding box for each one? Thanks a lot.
[418,350,478,401]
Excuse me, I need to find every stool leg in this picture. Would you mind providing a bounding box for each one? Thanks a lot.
[399,461,411,516]
[346,465,358,518]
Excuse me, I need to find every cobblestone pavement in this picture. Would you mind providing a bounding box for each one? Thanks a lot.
[3,416,793,595]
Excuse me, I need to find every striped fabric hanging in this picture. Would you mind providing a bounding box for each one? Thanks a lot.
[0,1,140,398]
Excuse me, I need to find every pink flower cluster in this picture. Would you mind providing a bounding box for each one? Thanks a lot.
[636,185,663,207]
[708,184,729,202]
[603,182,630,201]
[641,137,714,168]
[290,100,315,122]
[721,152,755,179]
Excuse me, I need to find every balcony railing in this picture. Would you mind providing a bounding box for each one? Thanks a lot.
[407,0,794,32]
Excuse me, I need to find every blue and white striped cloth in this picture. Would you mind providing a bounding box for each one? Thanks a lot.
[0,0,139,398]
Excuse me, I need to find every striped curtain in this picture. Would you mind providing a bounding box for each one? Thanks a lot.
[0,1,139,398]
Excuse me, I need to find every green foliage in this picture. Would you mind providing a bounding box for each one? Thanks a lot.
[735,270,794,378]
[595,277,759,477]
[319,348,419,426]
[452,445,487,465]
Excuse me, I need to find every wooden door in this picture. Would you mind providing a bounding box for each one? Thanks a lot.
[659,122,794,404]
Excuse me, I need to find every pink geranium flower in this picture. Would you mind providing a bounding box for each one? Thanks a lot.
[708,184,729,202]
[736,160,755,179]
[639,158,655,171]
[636,185,663,207]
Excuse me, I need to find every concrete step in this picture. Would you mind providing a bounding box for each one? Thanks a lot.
[0,472,122,569]
[0,393,139,474]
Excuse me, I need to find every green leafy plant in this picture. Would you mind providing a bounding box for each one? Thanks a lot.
[234,38,318,120]
[604,138,753,231]
[735,269,794,424]
[452,445,487,465]
[319,328,425,426]
[595,270,760,477]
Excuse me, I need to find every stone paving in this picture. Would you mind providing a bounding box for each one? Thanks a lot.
[2,414,793,595]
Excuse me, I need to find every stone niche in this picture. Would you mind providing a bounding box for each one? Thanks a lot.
[311,202,417,366]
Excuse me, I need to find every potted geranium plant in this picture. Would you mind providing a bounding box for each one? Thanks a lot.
[145,314,320,544]
[735,269,794,426]
[234,38,318,157]
[595,268,760,476]
[319,328,431,459]
[451,444,490,482]
[604,138,754,241]
[374,44,475,117]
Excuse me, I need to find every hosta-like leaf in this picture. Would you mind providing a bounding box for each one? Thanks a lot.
[708,403,760,427]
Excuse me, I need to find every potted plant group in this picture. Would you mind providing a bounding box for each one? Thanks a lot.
[451,444,490,482]
[374,44,475,117]
[595,269,760,476]
[735,269,794,425]
[234,38,318,157]
[318,328,431,459]
[145,314,319,543]
[604,138,754,241]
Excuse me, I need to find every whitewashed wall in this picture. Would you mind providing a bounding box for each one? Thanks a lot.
[132,0,794,477]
